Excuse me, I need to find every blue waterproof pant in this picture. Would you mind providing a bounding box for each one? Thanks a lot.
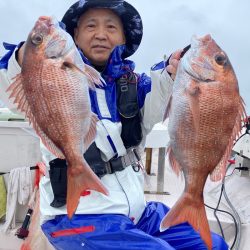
[42,202,228,250]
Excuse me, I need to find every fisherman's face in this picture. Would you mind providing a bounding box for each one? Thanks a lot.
[74,8,126,67]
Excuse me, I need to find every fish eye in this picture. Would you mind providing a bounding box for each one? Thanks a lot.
[215,53,227,66]
[31,33,43,45]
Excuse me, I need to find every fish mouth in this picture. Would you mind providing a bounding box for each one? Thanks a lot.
[41,18,74,59]
[184,67,214,83]
[37,16,57,27]
[183,56,214,83]
[182,34,215,82]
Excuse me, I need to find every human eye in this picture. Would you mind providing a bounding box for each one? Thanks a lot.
[107,23,117,31]
[85,21,96,30]
[108,24,116,28]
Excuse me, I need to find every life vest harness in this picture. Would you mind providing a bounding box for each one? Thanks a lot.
[83,70,143,177]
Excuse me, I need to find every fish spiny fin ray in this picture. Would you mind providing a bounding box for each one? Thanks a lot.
[7,74,22,93]
[84,113,98,150]
[84,64,105,88]
[6,75,64,159]
[160,193,212,250]
[210,98,246,181]
[7,75,31,119]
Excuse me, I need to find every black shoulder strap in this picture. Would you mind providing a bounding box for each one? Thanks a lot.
[116,71,139,118]
[116,71,143,148]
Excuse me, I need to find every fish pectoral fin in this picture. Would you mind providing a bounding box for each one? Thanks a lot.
[62,61,83,72]
[66,159,109,219]
[62,61,105,89]
[84,64,106,88]
[84,113,99,150]
[185,83,200,132]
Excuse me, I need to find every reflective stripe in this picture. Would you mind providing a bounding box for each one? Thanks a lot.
[96,88,111,118]
[51,225,95,238]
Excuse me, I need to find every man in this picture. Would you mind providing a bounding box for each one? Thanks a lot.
[0,0,228,249]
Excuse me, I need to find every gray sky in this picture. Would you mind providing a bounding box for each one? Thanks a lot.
[1,0,249,113]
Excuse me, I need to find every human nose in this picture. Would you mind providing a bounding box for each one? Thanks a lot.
[94,26,107,40]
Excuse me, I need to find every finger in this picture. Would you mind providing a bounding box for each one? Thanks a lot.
[170,49,183,60]
[166,65,176,80]
[171,73,176,81]
[169,58,179,69]
[166,65,176,75]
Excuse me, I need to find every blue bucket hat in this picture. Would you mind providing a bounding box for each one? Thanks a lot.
[61,0,143,58]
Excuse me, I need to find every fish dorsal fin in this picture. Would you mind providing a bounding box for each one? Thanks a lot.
[62,61,105,89]
[210,97,246,181]
[7,74,31,118]
[7,75,65,159]
[84,113,99,151]
[185,81,200,132]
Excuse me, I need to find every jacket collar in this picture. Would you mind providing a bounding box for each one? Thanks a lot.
[79,45,135,81]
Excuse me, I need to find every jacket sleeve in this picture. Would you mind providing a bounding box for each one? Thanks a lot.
[138,61,174,135]
[0,42,24,114]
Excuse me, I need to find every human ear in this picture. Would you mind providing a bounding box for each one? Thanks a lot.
[74,28,79,46]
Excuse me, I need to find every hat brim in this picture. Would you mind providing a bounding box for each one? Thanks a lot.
[61,0,143,58]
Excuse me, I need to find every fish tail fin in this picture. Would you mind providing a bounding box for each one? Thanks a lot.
[67,159,109,218]
[160,192,212,250]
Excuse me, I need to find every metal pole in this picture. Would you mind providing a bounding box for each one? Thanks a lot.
[145,148,153,175]
[157,147,166,193]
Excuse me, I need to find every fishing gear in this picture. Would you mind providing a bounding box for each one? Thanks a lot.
[15,208,33,239]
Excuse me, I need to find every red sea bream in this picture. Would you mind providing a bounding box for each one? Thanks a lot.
[7,16,108,218]
[161,34,246,249]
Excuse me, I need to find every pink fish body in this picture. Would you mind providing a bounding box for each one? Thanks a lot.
[7,16,108,218]
[161,34,245,249]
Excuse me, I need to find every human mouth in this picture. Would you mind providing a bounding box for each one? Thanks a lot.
[92,45,110,50]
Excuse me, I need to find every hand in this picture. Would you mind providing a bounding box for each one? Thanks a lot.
[166,49,183,80]
[16,42,26,66]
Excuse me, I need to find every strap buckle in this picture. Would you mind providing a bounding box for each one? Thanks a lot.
[105,161,113,174]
